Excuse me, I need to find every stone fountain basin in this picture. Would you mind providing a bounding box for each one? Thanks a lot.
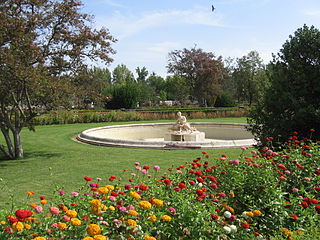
[77,122,256,149]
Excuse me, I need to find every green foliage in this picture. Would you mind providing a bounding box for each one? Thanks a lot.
[165,75,191,102]
[248,25,320,142]
[106,83,140,109]
[112,64,135,84]
[215,93,236,107]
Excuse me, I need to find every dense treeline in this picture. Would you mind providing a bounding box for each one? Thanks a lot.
[83,48,269,110]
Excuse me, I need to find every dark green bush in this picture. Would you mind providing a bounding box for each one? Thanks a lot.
[215,93,236,107]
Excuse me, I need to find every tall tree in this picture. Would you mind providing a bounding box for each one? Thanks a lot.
[135,66,149,82]
[112,64,135,84]
[0,0,116,159]
[165,75,190,103]
[167,47,224,106]
[232,51,266,105]
[248,25,320,142]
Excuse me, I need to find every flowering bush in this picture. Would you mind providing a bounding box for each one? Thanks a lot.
[0,132,320,239]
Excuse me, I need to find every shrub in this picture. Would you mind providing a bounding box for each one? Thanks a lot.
[215,93,236,107]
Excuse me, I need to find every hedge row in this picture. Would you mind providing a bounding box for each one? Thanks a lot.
[31,109,247,126]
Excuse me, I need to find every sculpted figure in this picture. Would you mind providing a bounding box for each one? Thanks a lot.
[171,112,195,133]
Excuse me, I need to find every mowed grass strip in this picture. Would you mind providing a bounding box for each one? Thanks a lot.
[0,118,247,208]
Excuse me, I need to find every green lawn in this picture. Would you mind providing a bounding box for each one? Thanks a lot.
[0,117,248,209]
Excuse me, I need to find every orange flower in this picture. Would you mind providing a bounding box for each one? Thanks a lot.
[86,224,101,236]
[27,192,35,196]
[40,200,47,205]
[253,210,262,216]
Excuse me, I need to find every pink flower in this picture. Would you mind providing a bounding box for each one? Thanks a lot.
[63,215,71,221]
[176,170,183,174]
[173,187,181,191]
[284,170,291,175]
[141,169,148,174]
[125,184,132,190]
[220,157,227,160]
[127,205,135,210]
[52,223,58,228]
[119,207,127,212]
[251,150,257,155]
[189,180,196,185]
[304,177,311,181]
[135,166,142,171]
[50,207,60,215]
[292,188,299,193]
[97,216,103,220]
[59,190,65,195]
[101,221,109,225]
[96,177,102,181]
[34,206,43,213]
[210,183,218,189]
[131,173,136,176]
[134,162,140,166]
[153,165,161,171]
[109,196,116,201]
[218,193,226,198]
[169,207,176,215]
[241,147,247,150]
[71,192,79,197]
[233,159,240,165]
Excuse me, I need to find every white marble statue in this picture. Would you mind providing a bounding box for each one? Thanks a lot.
[171,112,196,133]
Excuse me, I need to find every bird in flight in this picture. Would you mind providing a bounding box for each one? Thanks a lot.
[212,5,215,12]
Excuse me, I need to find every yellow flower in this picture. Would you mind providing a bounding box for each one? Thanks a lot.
[130,191,140,200]
[24,223,31,230]
[87,224,102,236]
[139,201,152,209]
[245,211,254,217]
[161,215,172,221]
[109,206,115,211]
[83,237,94,240]
[34,237,46,240]
[147,214,157,222]
[0,221,6,225]
[144,235,156,240]
[253,210,262,216]
[90,199,102,207]
[101,204,107,211]
[12,221,24,231]
[58,222,67,230]
[126,219,137,227]
[105,185,114,191]
[152,199,163,207]
[66,210,78,218]
[98,187,109,194]
[128,210,138,217]
[94,235,107,240]
[70,218,81,226]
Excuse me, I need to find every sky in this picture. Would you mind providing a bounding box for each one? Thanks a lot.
[81,0,320,77]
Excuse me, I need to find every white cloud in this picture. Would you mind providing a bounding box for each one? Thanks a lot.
[147,41,182,53]
[98,0,125,8]
[97,8,226,39]
[303,9,320,16]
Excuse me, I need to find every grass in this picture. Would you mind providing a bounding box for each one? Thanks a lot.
[0,117,247,209]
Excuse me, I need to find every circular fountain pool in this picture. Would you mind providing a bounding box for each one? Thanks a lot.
[76,122,256,149]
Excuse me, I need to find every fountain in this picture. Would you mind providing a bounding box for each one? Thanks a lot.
[76,112,256,149]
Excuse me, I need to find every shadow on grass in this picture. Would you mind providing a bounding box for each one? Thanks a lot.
[0,151,61,166]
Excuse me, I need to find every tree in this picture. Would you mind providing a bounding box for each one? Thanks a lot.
[167,47,224,106]
[146,74,167,101]
[248,25,320,142]
[232,51,267,105]
[136,67,148,82]
[112,64,135,84]
[74,67,112,108]
[165,75,190,102]
[0,0,116,159]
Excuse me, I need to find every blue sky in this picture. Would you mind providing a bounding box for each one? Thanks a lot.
[81,0,320,77]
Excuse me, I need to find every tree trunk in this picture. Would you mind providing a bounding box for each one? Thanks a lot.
[13,129,23,158]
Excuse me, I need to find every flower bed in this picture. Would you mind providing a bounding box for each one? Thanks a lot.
[1,132,319,239]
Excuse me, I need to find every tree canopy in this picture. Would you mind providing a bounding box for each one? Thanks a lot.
[167,47,224,106]
[0,0,116,159]
[248,25,320,142]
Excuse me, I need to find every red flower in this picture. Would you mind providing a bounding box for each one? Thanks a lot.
[290,214,298,221]
[241,223,250,229]
[278,164,286,170]
[8,216,18,224]
[315,187,320,192]
[211,213,219,220]
[208,176,218,183]
[143,165,150,170]
[296,164,304,169]
[15,209,33,221]
[196,189,204,196]
[164,179,172,185]
[84,176,92,181]
[111,192,118,197]
[315,205,320,214]
[310,129,315,132]
[315,170,320,175]
[39,196,46,200]
[178,183,186,189]
[310,199,319,204]
[301,201,309,208]
[197,177,204,183]
[71,203,78,206]
[139,184,148,191]
[109,176,116,182]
